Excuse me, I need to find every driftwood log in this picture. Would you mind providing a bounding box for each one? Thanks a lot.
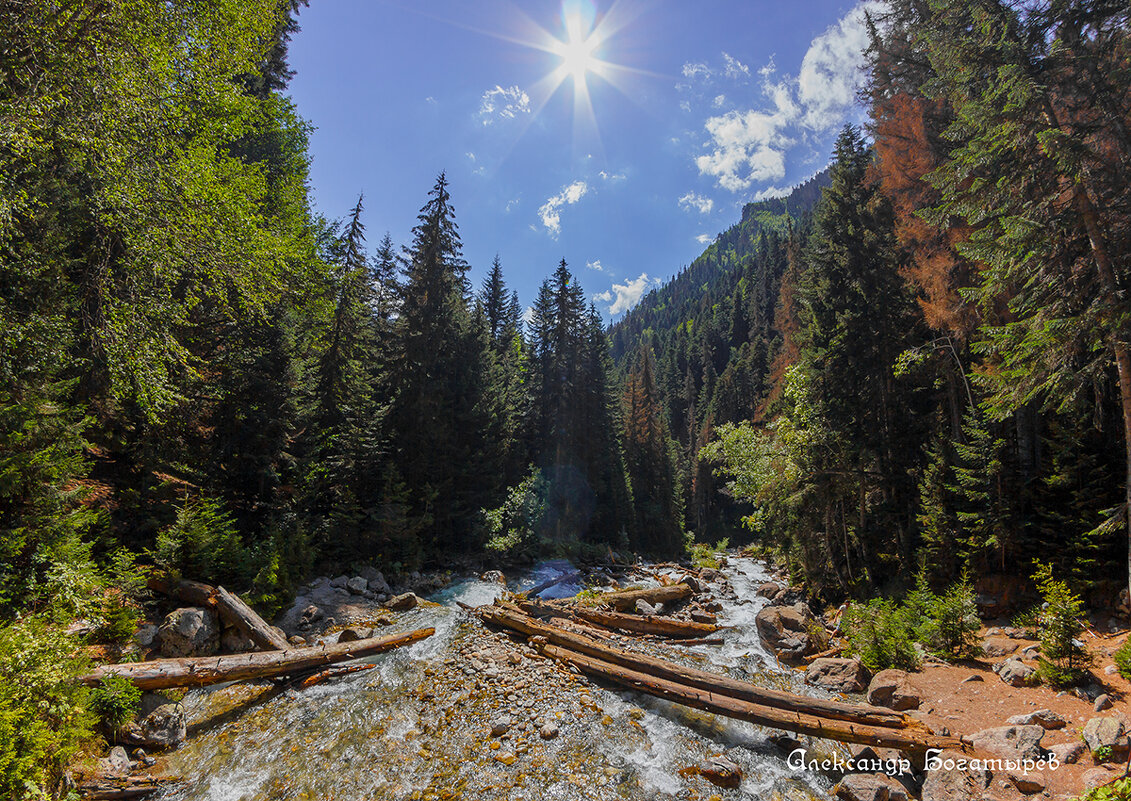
[590,583,693,611]
[521,570,583,598]
[147,575,289,651]
[80,628,434,690]
[76,774,180,800]
[540,643,971,757]
[480,604,914,730]
[573,607,720,638]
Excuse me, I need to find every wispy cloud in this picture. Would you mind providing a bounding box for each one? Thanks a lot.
[595,273,661,316]
[679,192,714,214]
[538,181,589,238]
[599,170,627,182]
[691,2,880,193]
[696,233,715,244]
[478,85,531,124]
[586,259,604,272]
[682,61,711,80]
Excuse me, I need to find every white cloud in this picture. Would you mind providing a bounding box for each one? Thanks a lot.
[478,85,531,124]
[750,184,795,202]
[522,306,535,326]
[599,170,626,182]
[692,2,880,193]
[682,62,712,80]
[596,273,661,316]
[538,180,589,238]
[586,259,604,272]
[505,198,519,213]
[696,233,715,244]
[713,94,727,108]
[679,192,714,214]
[798,2,880,130]
[723,52,751,79]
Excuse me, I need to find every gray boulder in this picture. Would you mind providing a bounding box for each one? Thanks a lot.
[329,575,350,589]
[158,607,219,657]
[994,657,1036,687]
[384,592,419,611]
[358,567,391,594]
[1005,708,1066,730]
[754,602,829,661]
[134,623,159,649]
[346,576,368,594]
[921,749,992,801]
[833,773,909,801]
[634,599,659,616]
[220,626,254,654]
[805,658,871,694]
[1048,741,1086,764]
[338,626,372,643]
[866,670,920,711]
[1083,717,1128,761]
[969,725,1046,761]
[125,704,185,750]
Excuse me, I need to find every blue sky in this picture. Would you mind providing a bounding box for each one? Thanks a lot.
[287,0,876,320]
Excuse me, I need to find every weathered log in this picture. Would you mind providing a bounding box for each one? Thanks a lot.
[80,628,434,690]
[480,604,913,730]
[521,570,583,598]
[77,775,180,800]
[666,637,724,646]
[147,575,288,651]
[295,662,377,689]
[590,583,694,611]
[540,643,971,757]
[573,607,720,638]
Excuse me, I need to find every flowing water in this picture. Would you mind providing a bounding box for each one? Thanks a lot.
[156,557,838,800]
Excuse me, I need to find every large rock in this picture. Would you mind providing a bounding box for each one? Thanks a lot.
[220,625,254,654]
[1048,741,1086,765]
[805,658,871,693]
[358,567,391,595]
[1083,717,1128,761]
[125,704,186,750]
[833,773,909,801]
[921,749,992,801]
[994,657,1036,687]
[754,602,828,661]
[969,725,1046,761]
[865,670,920,711]
[158,607,219,657]
[346,576,368,595]
[337,626,372,643]
[384,592,419,611]
[1005,709,1066,730]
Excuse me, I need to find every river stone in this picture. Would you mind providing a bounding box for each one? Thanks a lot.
[1095,693,1113,711]
[995,658,1036,687]
[490,716,512,737]
[134,623,159,648]
[833,772,908,801]
[757,581,782,598]
[539,722,559,739]
[1007,770,1046,795]
[866,670,920,711]
[346,576,368,594]
[754,602,828,661]
[1005,709,1066,730]
[480,570,506,584]
[696,754,742,789]
[158,607,219,657]
[330,575,350,588]
[358,567,391,595]
[105,745,131,773]
[385,592,418,611]
[921,749,992,801]
[128,704,186,750]
[1083,717,1128,760]
[634,599,658,616]
[805,658,871,693]
[969,725,1046,761]
[338,626,372,642]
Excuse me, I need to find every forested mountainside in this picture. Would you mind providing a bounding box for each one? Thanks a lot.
[612,3,1130,610]
[609,170,829,540]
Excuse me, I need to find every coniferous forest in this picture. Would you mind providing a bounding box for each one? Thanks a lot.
[3,1,1131,798]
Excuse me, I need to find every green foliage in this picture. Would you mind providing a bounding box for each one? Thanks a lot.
[929,577,982,660]
[1032,563,1088,687]
[842,598,922,672]
[89,675,141,735]
[483,469,550,559]
[0,620,94,800]
[152,497,249,587]
[690,538,729,570]
[1114,639,1131,681]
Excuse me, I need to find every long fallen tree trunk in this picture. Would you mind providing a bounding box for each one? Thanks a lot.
[590,583,693,611]
[480,604,913,730]
[80,628,434,690]
[573,607,720,638]
[147,575,289,651]
[521,570,583,598]
[540,643,971,757]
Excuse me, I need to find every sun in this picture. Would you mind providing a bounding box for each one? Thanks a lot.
[551,14,604,84]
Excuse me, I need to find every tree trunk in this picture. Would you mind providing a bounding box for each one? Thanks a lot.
[539,643,970,757]
[572,607,720,638]
[147,575,289,651]
[520,570,583,598]
[80,628,434,690]
[479,604,913,730]
[588,583,694,611]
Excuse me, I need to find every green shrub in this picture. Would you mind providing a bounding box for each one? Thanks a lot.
[690,538,729,570]
[930,577,982,659]
[152,496,249,585]
[1114,638,1131,680]
[842,598,921,672]
[1032,562,1089,687]
[1076,777,1131,801]
[482,469,549,560]
[0,620,94,800]
[89,674,141,734]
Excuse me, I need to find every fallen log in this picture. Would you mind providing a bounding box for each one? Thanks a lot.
[573,607,720,638]
[540,643,971,757]
[588,583,694,611]
[147,575,288,651]
[295,662,377,689]
[666,637,724,646]
[521,570,583,598]
[77,775,180,800]
[80,628,434,690]
[480,604,912,730]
